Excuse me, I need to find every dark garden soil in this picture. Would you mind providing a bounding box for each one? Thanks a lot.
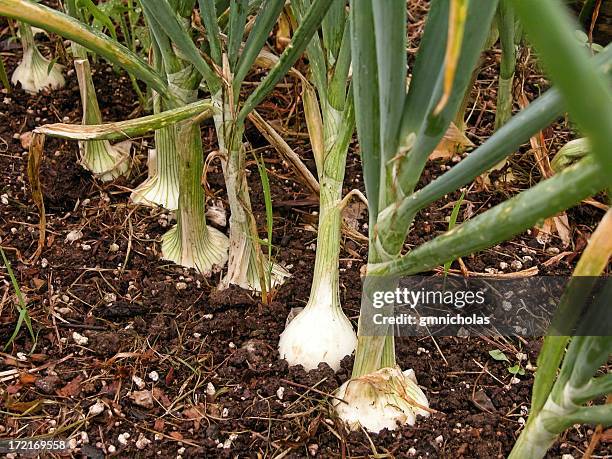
[1,13,611,459]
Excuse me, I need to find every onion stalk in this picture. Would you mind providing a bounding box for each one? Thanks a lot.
[277,175,356,370]
[130,93,180,210]
[137,0,333,288]
[73,58,131,181]
[278,159,356,371]
[494,0,516,130]
[154,37,229,274]
[278,0,356,371]
[161,119,229,273]
[11,21,64,94]
[213,91,289,292]
[66,0,130,182]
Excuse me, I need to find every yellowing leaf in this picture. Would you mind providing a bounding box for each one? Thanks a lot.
[301,80,325,172]
[434,0,469,114]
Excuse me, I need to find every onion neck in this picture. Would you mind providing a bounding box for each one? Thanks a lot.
[161,65,229,272]
[74,58,103,126]
[176,120,206,251]
[353,241,398,378]
[17,21,35,52]
[305,174,343,313]
[214,91,276,292]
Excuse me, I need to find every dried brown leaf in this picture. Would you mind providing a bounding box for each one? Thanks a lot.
[429,122,474,160]
[56,375,83,397]
[19,372,37,385]
[20,131,33,149]
[553,214,572,247]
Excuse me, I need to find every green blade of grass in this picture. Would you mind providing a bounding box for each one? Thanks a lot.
[443,190,465,275]
[255,153,273,264]
[0,56,9,92]
[0,246,35,349]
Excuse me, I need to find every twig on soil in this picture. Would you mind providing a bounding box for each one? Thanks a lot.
[282,406,318,419]
[429,336,449,366]
[471,363,495,414]
[436,266,539,277]
[119,211,135,275]
[320,420,343,442]
[57,322,107,331]
[280,378,347,404]
[103,351,145,365]
[471,359,506,386]
[582,198,609,211]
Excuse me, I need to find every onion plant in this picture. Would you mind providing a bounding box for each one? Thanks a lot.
[65,0,131,182]
[334,0,612,433]
[130,39,180,210]
[195,0,288,292]
[0,0,334,281]
[509,209,612,459]
[130,93,181,210]
[111,0,228,275]
[11,21,64,93]
[278,0,357,371]
[138,0,333,293]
